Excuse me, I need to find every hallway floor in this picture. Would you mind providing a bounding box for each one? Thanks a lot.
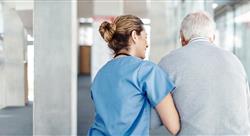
[0,102,33,135]
[77,75,94,135]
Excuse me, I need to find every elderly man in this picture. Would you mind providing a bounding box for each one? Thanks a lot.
[158,11,250,135]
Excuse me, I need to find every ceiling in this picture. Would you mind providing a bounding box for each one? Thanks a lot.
[7,0,246,37]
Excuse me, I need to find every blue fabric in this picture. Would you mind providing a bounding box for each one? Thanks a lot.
[88,56,175,136]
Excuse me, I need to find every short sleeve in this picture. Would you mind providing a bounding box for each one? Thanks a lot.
[138,61,175,107]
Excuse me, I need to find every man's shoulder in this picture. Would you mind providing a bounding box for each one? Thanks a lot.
[210,44,242,63]
[159,47,186,66]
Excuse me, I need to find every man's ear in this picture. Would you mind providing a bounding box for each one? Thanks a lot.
[180,31,188,46]
[208,34,215,43]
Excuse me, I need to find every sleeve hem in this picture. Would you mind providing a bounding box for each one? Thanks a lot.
[153,86,176,108]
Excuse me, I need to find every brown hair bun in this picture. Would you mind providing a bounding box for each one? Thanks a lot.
[99,21,116,43]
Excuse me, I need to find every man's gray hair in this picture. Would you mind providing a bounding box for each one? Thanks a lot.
[180,11,215,40]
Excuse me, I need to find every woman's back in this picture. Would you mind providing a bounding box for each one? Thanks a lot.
[89,56,175,135]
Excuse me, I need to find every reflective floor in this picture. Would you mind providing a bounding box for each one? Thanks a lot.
[0,75,94,136]
[77,75,94,135]
[0,102,32,135]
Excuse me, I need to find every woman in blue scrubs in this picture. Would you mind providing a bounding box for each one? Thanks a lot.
[88,15,180,136]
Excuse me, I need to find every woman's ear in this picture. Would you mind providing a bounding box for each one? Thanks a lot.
[131,30,137,43]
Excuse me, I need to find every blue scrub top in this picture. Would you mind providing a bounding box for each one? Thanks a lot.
[88,56,175,136]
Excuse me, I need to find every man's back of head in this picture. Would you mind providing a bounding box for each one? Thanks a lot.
[180,11,215,46]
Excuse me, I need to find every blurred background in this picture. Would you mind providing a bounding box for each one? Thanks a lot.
[0,0,249,135]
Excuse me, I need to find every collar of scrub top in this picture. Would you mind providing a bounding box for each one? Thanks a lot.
[188,36,210,44]
[114,52,131,58]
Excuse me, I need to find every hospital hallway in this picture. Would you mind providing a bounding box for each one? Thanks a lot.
[1,0,250,135]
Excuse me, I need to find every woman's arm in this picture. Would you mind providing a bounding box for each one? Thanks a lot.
[155,93,180,135]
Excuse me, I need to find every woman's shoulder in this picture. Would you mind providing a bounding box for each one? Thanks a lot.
[137,60,164,76]
[140,60,159,69]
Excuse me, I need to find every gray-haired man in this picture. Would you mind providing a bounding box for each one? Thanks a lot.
[157,11,250,135]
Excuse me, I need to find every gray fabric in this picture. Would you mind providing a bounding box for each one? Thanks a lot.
[157,38,250,135]
[247,79,250,123]
[150,107,162,129]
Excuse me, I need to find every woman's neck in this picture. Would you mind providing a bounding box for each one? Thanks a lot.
[114,52,130,58]
[115,49,136,58]
[116,49,136,56]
